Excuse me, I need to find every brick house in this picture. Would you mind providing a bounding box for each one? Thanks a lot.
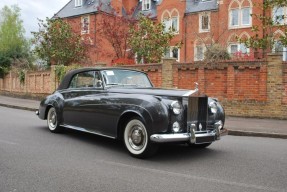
[55,0,287,65]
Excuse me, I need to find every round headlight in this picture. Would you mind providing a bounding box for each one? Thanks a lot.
[209,101,217,114]
[172,122,180,132]
[171,101,182,115]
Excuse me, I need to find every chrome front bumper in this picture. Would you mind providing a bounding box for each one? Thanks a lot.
[150,127,228,144]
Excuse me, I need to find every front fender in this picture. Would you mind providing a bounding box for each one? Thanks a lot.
[118,96,170,135]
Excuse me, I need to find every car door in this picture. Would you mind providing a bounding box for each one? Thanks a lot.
[62,70,111,136]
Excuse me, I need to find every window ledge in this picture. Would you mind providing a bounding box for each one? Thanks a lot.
[228,25,252,30]
[199,29,210,33]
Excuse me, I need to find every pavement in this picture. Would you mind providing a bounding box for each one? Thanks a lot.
[0,95,287,139]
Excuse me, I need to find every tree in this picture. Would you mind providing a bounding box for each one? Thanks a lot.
[32,18,86,66]
[128,15,176,64]
[239,0,287,53]
[204,44,231,62]
[0,5,30,76]
[97,11,135,60]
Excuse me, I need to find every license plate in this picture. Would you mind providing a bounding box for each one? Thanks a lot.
[195,136,215,144]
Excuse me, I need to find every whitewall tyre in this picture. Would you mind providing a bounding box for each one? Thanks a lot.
[47,107,63,133]
[124,117,158,158]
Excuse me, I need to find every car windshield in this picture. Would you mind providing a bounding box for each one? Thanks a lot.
[101,69,153,88]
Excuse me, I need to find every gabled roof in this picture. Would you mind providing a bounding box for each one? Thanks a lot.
[54,0,113,18]
[132,1,157,19]
[186,0,218,14]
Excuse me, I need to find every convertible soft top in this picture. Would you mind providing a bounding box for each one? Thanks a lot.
[57,67,145,90]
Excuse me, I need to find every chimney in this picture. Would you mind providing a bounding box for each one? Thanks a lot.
[122,0,138,14]
[111,0,123,16]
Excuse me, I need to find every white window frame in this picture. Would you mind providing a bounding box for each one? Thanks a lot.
[194,45,206,61]
[162,17,179,34]
[241,7,251,26]
[142,0,151,11]
[272,6,287,25]
[75,0,83,7]
[273,40,287,61]
[81,15,90,34]
[165,47,180,62]
[163,18,171,33]
[171,17,179,33]
[199,12,210,33]
[230,8,239,27]
[229,6,252,29]
[228,43,250,56]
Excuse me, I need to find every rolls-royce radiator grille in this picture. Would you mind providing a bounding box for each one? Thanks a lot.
[187,96,208,131]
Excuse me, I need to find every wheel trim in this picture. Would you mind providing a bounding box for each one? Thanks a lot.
[124,120,148,155]
[48,108,57,130]
[128,125,146,151]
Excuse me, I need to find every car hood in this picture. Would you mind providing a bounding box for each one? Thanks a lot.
[108,87,197,97]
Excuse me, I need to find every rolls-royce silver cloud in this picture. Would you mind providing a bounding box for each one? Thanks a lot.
[36,68,227,158]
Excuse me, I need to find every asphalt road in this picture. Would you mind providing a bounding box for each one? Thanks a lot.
[0,107,287,192]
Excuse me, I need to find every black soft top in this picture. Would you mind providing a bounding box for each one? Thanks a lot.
[57,67,146,90]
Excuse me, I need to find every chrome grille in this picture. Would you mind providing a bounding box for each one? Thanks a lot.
[187,96,208,131]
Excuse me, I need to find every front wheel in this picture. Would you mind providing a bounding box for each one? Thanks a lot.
[47,107,64,133]
[124,117,158,158]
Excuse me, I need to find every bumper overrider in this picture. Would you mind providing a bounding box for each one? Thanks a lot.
[150,121,228,144]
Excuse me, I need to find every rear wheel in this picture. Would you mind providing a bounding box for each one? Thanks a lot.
[123,117,158,158]
[47,107,64,133]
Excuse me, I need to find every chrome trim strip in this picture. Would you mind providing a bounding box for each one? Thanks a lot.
[182,90,197,97]
[150,133,190,143]
[150,128,228,143]
[61,124,116,139]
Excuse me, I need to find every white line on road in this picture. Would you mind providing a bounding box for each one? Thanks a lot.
[0,139,18,145]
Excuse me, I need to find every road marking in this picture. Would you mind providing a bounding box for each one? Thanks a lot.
[0,139,18,145]
[97,159,283,192]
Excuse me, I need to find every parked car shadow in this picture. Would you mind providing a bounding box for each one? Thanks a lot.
[35,125,226,162]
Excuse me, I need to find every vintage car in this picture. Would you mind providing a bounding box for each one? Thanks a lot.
[36,68,227,158]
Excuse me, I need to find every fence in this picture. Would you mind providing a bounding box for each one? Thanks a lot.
[0,53,287,119]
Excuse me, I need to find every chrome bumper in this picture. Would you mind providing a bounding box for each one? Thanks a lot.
[35,110,39,116]
[150,128,228,144]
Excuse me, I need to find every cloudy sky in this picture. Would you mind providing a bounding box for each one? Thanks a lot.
[0,0,71,38]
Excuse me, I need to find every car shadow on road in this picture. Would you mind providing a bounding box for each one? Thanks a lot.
[151,143,226,162]
[35,126,227,162]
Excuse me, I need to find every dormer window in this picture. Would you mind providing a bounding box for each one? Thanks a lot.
[142,0,151,11]
[75,0,83,7]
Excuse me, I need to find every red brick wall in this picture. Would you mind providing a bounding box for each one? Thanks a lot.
[1,55,286,118]
[172,60,267,101]
[122,63,162,87]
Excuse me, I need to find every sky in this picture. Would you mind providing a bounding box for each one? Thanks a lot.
[0,0,71,38]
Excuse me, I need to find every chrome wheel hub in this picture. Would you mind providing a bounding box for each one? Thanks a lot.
[48,109,57,129]
[128,126,146,151]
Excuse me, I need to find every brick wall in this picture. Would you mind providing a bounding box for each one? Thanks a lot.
[1,54,287,119]
[0,70,52,95]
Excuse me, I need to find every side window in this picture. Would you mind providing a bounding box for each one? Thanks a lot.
[69,71,95,88]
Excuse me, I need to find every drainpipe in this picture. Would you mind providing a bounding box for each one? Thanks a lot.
[184,13,187,62]
[94,12,98,62]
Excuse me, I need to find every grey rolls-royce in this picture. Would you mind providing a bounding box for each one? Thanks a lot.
[36,68,227,158]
